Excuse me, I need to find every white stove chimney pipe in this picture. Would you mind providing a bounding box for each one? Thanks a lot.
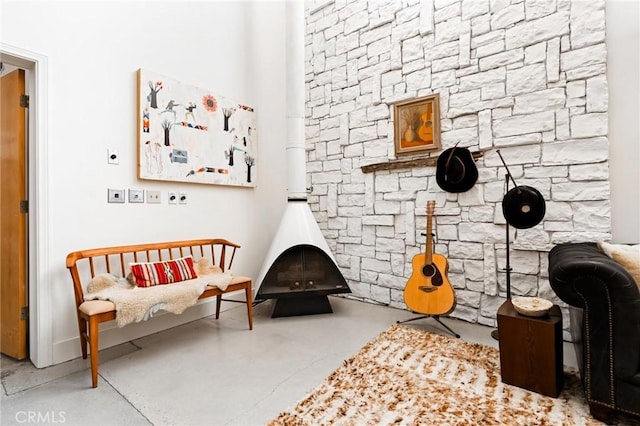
[285,0,307,200]
[255,1,343,296]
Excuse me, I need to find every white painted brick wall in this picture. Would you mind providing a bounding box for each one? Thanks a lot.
[306,0,609,330]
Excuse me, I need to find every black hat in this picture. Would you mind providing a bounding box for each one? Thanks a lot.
[436,147,478,193]
[502,185,546,229]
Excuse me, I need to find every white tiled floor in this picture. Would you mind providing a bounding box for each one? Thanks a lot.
[1,297,578,426]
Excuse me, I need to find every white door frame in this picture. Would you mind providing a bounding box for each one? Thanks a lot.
[1,43,51,368]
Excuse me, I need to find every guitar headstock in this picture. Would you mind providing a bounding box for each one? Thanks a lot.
[427,200,435,215]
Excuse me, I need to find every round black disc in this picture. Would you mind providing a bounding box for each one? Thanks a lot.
[502,185,546,229]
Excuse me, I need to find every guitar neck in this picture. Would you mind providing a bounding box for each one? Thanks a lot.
[425,212,433,265]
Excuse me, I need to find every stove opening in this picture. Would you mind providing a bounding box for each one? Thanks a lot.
[256,244,350,317]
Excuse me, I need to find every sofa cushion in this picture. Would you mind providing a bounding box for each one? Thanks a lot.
[597,241,640,288]
[129,256,198,287]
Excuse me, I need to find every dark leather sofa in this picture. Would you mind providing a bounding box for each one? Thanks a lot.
[549,242,640,423]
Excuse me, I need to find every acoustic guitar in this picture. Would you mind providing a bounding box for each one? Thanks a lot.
[403,201,456,316]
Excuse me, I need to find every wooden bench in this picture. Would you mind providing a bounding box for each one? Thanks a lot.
[66,238,253,388]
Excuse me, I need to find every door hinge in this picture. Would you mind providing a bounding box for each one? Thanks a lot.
[20,94,29,108]
[21,307,28,320]
[20,200,28,214]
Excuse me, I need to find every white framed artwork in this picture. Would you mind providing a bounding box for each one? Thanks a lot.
[137,69,257,187]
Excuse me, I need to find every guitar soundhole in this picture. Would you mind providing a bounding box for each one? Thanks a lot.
[422,264,443,287]
[422,264,435,277]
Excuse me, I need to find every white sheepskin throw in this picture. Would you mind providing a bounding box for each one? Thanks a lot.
[85,267,234,327]
[195,257,233,291]
[196,257,223,275]
[598,241,640,288]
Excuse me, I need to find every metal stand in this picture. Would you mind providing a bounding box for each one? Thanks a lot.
[492,151,517,340]
[397,314,461,338]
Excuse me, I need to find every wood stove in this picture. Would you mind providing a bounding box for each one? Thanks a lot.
[255,2,351,317]
[255,200,351,317]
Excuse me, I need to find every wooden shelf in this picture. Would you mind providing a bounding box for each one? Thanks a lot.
[360,151,483,173]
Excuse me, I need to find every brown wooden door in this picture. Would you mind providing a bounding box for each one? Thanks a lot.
[1,68,28,360]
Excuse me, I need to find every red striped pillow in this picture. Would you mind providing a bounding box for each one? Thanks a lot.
[129,256,198,287]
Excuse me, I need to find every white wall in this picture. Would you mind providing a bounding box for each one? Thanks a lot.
[1,1,289,365]
[607,0,640,244]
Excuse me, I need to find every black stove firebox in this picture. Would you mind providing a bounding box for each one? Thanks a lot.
[256,244,350,317]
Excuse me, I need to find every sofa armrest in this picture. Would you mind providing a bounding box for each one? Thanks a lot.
[549,243,638,305]
[549,243,640,380]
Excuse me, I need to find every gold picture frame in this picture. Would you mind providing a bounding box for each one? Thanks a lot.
[393,94,441,156]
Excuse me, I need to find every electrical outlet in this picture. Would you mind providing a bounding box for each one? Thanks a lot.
[107,188,125,203]
[168,191,177,204]
[107,149,119,165]
[129,189,144,203]
[147,190,161,204]
[179,192,187,204]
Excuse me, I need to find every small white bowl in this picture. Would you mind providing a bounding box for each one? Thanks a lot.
[512,296,553,317]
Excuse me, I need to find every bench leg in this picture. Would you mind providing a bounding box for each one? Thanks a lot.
[77,314,88,359]
[88,316,100,388]
[245,283,253,330]
[215,295,222,319]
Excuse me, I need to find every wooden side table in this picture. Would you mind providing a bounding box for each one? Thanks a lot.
[497,300,563,397]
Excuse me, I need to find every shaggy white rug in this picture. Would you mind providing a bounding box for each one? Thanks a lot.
[269,324,603,426]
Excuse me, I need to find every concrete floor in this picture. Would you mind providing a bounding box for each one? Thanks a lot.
[1,296,578,426]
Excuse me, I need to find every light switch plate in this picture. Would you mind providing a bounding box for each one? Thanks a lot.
[179,192,187,204]
[108,188,125,203]
[128,189,144,203]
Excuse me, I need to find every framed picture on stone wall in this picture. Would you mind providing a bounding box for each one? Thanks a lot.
[393,94,441,156]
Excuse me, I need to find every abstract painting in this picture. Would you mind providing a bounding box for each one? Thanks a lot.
[137,69,257,187]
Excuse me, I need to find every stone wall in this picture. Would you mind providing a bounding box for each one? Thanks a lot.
[304,0,610,331]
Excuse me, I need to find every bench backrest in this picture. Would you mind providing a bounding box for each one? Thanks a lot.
[66,238,240,309]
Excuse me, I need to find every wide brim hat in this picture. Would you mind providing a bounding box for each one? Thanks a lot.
[436,147,479,193]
